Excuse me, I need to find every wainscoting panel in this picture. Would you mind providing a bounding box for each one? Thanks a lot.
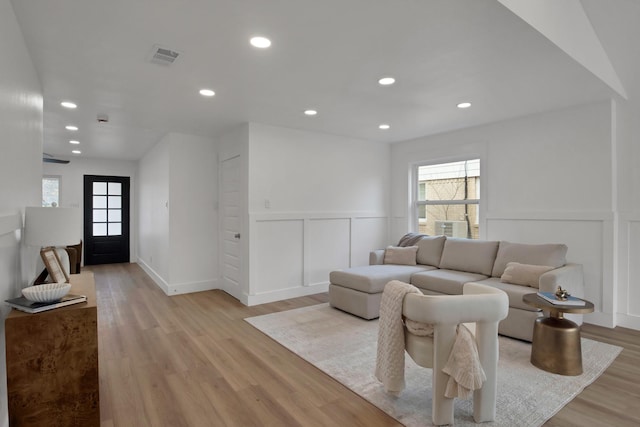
[249,213,388,304]
[0,212,21,237]
[486,217,606,313]
[306,218,350,286]
[627,220,640,317]
[251,219,304,294]
[351,217,389,267]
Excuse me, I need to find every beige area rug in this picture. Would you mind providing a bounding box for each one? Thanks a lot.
[245,303,622,427]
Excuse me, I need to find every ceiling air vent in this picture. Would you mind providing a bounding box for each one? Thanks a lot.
[148,45,181,66]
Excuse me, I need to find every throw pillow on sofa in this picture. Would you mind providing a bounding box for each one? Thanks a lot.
[491,241,567,277]
[384,246,418,266]
[500,262,555,288]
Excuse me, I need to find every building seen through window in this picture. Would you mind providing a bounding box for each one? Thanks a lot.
[416,159,480,239]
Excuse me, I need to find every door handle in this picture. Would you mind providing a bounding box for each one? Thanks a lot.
[234,233,241,239]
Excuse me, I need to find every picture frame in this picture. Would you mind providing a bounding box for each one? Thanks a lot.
[40,247,70,284]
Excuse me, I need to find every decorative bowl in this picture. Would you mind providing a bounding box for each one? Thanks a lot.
[22,282,71,302]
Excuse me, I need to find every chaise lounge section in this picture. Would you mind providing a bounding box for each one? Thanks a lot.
[329,233,584,342]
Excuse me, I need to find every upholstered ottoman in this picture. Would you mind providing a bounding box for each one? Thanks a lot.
[329,264,433,319]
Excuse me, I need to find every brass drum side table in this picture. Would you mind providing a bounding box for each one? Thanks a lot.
[523,293,594,376]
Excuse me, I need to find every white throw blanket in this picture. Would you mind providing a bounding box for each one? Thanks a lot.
[375,280,486,399]
[375,280,422,395]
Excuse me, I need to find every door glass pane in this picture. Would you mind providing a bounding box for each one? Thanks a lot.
[108,209,121,222]
[93,209,107,222]
[108,196,121,209]
[108,182,122,195]
[93,196,107,209]
[108,223,122,236]
[93,182,107,195]
[93,223,107,236]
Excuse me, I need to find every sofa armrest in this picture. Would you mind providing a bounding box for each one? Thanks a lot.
[369,249,385,265]
[538,263,584,297]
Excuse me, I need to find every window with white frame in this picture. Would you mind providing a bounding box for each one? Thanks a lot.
[415,159,480,239]
[42,176,61,207]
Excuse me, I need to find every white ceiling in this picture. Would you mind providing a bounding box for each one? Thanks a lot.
[10,0,621,161]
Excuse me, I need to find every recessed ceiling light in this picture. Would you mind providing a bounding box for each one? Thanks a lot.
[304,109,318,116]
[379,124,390,130]
[65,125,78,131]
[199,89,215,97]
[457,102,472,109]
[72,150,81,154]
[69,140,80,145]
[250,36,271,48]
[378,77,395,86]
[61,101,77,109]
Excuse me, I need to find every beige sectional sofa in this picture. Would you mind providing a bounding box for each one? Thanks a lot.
[329,233,584,342]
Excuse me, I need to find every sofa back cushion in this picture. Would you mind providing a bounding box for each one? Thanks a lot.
[491,241,568,277]
[416,235,446,267]
[438,238,499,276]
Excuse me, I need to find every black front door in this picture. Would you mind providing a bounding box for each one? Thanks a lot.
[83,175,130,265]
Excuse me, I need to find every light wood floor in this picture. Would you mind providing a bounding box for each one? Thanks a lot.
[93,263,640,427]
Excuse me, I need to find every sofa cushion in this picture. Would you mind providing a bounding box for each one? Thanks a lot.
[416,235,446,267]
[473,278,540,312]
[384,246,418,266]
[500,262,555,288]
[329,265,434,294]
[438,238,499,276]
[491,241,567,277]
[410,269,489,295]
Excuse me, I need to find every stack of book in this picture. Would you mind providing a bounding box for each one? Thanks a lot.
[537,291,585,306]
[5,294,87,314]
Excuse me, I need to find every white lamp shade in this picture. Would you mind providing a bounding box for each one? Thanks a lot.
[24,207,82,247]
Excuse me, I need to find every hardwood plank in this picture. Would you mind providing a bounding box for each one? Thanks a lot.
[91,263,639,426]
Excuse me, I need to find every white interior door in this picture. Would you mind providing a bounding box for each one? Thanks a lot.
[221,156,241,293]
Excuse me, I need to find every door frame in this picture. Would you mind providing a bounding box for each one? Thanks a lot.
[83,174,131,265]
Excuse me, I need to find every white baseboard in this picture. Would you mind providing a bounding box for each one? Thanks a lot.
[585,311,616,328]
[136,258,326,304]
[616,313,640,331]
[136,258,218,296]
[165,278,219,296]
[246,282,328,306]
[137,258,169,293]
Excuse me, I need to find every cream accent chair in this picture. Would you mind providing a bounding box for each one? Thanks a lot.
[403,283,509,425]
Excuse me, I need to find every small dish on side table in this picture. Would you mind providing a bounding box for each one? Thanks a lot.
[22,282,71,302]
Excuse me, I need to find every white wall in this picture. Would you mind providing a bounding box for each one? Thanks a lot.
[391,101,615,327]
[138,137,170,282]
[168,133,218,290]
[246,123,390,305]
[0,1,43,425]
[138,132,218,295]
[43,157,138,262]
